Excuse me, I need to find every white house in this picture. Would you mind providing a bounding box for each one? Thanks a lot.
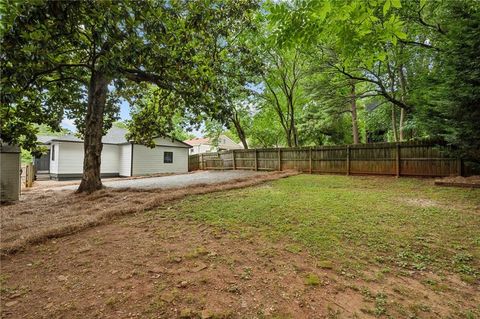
[38,127,191,180]
[184,134,243,155]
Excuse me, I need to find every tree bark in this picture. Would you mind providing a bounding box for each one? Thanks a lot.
[232,112,248,149]
[391,104,399,142]
[386,61,399,142]
[399,108,405,141]
[77,71,109,193]
[350,83,360,144]
[398,63,408,141]
[287,94,298,147]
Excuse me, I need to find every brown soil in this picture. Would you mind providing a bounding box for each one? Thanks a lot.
[1,208,478,318]
[0,171,297,255]
[435,175,480,188]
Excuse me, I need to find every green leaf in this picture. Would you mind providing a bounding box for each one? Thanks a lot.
[391,0,402,9]
[395,30,407,40]
[316,2,330,22]
[383,0,391,16]
[377,51,387,61]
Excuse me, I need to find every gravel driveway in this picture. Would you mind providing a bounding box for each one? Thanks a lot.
[57,170,262,190]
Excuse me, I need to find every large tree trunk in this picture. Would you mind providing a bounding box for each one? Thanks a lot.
[77,71,109,193]
[350,83,360,144]
[232,112,248,149]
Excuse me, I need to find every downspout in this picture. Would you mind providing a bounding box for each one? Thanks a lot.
[130,143,134,177]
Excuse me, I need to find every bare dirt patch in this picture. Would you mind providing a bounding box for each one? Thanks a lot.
[435,175,480,188]
[0,171,297,255]
[403,198,439,208]
[1,209,477,318]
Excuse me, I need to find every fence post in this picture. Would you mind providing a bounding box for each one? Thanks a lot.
[25,165,29,187]
[232,150,236,170]
[200,154,204,170]
[396,144,401,177]
[254,149,258,171]
[346,145,350,176]
[278,148,282,171]
[25,163,34,188]
[309,147,312,174]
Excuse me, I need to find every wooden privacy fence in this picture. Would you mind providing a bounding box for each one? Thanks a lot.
[188,141,462,177]
[24,163,35,187]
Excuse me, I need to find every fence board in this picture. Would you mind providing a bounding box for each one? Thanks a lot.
[188,141,461,177]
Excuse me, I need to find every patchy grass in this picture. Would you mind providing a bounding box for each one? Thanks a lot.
[170,175,480,280]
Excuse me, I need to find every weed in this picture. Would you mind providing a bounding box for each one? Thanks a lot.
[186,246,209,259]
[317,260,334,269]
[374,292,388,316]
[241,267,253,280]
[285,244,302,253]
[304,273,320,286]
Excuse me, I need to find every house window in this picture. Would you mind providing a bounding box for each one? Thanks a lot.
[51,145,55,161]
[164,151,173,163]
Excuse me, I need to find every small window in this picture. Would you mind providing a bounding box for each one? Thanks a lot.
[164,151,173,163]
[51,145,55,161]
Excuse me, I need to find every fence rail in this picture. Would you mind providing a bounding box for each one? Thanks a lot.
[188,141,462,177]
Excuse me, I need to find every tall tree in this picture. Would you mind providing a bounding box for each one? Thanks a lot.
[1,0,258,192]
[262,47,306,147]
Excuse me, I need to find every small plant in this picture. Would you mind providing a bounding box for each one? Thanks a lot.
[241,267,253,280]
[317,260,334,269]
[186,246,209,259]
[304,273,320,286]
[360,287,374,300]
[105,296,119,307]
[374,292,388,316]
[285,244,302,254]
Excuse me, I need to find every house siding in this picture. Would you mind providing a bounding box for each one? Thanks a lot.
[132,145,188,175]
[49,143,60,174]
[189,144,214,155]
[47,136,189,180]
[55,142,119,175]
[119,144,132,177]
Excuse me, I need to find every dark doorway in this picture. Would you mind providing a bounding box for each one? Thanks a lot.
[35,151,50,172]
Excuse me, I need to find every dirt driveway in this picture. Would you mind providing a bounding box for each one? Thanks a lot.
[49,170,262,191]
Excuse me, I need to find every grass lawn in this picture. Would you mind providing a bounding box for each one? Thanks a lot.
[171,174,480,283]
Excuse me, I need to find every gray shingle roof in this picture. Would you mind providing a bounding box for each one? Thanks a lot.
[39,127,190,147]
[40,127,129,144]
[37,135,60,144]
